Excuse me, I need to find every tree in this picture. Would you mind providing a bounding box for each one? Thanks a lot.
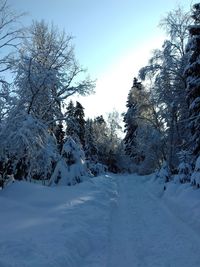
[0,0,25,122]
[0,0,25,82]
[0,111,58,184]
[107,110,122,143]
[14,21,95,127]
[55,122,65,153]
[185,3,200,158]
[139,7,191,173]
[92,115,109,164]
[49,137,89,186]
[123,78,139,158]
[74,101,85,147]
[65,100,86,146]
[84,118,98,162]
[65,100,76,138]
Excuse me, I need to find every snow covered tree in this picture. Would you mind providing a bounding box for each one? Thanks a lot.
[49,137,90,186]
[123,78,140,159]
[74,101,85,147]
[65,100,86,146]
[0,0,25,85]
[105,111,123,172]
[14,21,95,128]
[84,119,98,162]
[92,115,109,163]
[156,161,170,183]
[191,155,200,187]
[175,150,192,184]
[139,7,191,173]
[0,1,25,124]
[123,76,166,173]
[0,111,58,184]
[185,3,200,158]
[65,100,76,138]
[84,118,108,176]
[123,78,156,164]
[55,122,65,153]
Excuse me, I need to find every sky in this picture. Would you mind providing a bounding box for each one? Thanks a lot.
[9,0,193,118]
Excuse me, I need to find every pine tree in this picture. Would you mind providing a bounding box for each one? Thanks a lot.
[84,119,98,162]
[185,3,200,158]
[123,78,140,159]
[65,101,86,147]
[55,122,65,153]
[65,100,76,138]
[74,101,85,147]
[49,137,89,186]
[93,115,109,163]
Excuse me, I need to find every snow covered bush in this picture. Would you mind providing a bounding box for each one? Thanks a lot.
[49,137,90,186]
[174,151,192,184]
[156,161,170,183]
[87,161,107,176]
[191,156,200,188]
[0,111,58,183]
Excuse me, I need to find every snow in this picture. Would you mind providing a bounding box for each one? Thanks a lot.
[1,174,200,266]
[191,155,200,186]
[49,137,90,186]
[108,175,200,267]
[0,176,117,267]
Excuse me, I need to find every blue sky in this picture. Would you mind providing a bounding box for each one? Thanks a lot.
[9,0,192,117]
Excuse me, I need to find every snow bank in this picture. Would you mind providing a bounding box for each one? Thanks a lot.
[149,175,200,235]
[0,175,117,267]
[163,182,200,234]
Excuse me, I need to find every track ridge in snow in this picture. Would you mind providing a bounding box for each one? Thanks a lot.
[106,174,200,267]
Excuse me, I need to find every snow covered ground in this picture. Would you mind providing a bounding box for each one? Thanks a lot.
[1,174,200,267]
[0,176,117,267]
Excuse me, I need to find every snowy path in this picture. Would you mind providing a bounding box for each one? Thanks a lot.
[107,175,200,267]
[1,175,200,267]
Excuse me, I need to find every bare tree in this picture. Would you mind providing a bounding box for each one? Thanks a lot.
[0,0,25,122]
[0,0,25,74]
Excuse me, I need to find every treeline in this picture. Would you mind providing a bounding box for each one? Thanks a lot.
[123,4,200,186]
[0,1,126,187]
[1,1,200,188]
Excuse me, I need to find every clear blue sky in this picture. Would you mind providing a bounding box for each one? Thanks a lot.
[9,0,193,117]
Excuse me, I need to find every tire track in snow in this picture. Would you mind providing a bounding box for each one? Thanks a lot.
[107,174,200,267]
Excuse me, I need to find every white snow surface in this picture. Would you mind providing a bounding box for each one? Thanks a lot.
[1,174,200,266]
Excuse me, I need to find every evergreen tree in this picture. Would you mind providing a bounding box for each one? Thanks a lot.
[93,115,109,163]
[55,122,65,153]
[123,78,140,159]
[74,101,85,147]
[65,100,76,138]
[185,3,200,158]
[49,137,89,186]
[84,119,98,162]
[65,100,86,147]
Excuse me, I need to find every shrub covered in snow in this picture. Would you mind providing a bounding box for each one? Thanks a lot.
[191,156,200,188]
[174,150,192,184]
[49,137,90,186]
[87,161,107,176]
[156,161,170,183]
[175,162,192,184]
[0,112,58,184]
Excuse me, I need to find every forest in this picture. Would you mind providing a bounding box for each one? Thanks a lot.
[0,1,199,190]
